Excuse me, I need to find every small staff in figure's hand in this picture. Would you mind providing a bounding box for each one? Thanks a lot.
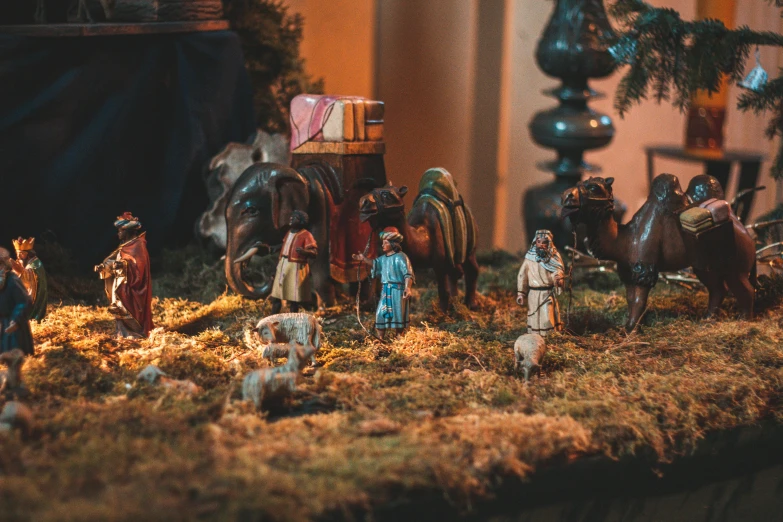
[352,254,413,299]
[353,227,414,341]
[517,230,565,337]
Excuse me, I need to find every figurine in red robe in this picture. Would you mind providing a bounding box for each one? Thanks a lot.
[95,212,154,338]
[269,210,318,314]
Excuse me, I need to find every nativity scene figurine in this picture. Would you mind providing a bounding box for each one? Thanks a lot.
[354,227,414,340]
[517,230,565,337]
[11,237,47,321]
[94,212,153,339]
[0,248,33,357]
[268,210,318,314]
[561,174,756,331]
[357,168,478,313]
[223,95,388,307]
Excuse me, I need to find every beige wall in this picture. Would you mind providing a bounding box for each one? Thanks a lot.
[285,0,782,252]
[285,0,376,98]
[501,0,781,251]
[375,0,478,211]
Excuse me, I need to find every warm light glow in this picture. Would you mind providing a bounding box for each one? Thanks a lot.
[493,0,515,250]
[589,119,598,128]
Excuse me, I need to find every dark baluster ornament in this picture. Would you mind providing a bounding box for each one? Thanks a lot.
[526,0,626,250]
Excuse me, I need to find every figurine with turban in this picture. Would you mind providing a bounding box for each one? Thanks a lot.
[11,237,47,321]
[95,212,153,338]
[353,226,414,339]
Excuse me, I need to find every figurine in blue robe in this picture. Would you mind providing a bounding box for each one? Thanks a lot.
[354,227,414,339]
[0,248,33,356]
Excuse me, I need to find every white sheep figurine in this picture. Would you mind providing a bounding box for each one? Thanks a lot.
[136,365,201,395]
[0,349,25,396]
[242,341,315,409]
[0,401,33,439]
[514,333,547,382]
[247,312,321,362]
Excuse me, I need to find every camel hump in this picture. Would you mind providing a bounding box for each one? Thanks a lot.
[412,168,477,265]
[418,167,461,201]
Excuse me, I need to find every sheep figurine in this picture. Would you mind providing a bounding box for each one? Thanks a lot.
[514,333,547,382]
[248,312,321,362]
[0,401,33,439]
[0,349,26,397]
[136,365,201,395]
[242,341,315,409]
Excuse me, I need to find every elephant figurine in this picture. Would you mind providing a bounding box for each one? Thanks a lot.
[224,161,382,306]
[225,94,388,305]
[199,130,290,251]
[225,163,318,301]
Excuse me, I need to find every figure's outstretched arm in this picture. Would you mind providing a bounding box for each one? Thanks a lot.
[352,253,374,267]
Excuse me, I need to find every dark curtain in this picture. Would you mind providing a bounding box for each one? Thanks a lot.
[0,30,255,267]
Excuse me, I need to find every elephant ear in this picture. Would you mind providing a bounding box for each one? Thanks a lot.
[269,167,309,229]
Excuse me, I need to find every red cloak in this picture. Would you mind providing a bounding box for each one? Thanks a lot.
[117,234,153,336]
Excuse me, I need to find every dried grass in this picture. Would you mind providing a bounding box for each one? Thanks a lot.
[1,248,782,520]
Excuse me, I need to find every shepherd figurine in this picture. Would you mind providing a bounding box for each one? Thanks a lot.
[353,227,414,340]
[516,230,565,337]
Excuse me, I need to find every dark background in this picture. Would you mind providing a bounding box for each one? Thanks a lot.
[0,30,255,268]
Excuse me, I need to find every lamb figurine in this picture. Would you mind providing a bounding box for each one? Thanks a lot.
[242,341,315,409]
[0,349,26,398]
[136,365,201,395]
[514,333,547,382]
[247,312,321,362]
[0,401,33,439]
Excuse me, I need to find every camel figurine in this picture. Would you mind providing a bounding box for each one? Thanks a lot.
[561,174,756,331]
[358,168,479,312]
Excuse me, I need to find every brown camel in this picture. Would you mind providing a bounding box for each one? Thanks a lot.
[358,168,479,312]
[561,174,756,331]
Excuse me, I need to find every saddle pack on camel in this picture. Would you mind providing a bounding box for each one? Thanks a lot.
[410,168,477,266]
[679,198,737,271]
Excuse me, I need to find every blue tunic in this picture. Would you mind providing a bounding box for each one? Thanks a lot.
[0,273,33,355]
[371,252,414,329]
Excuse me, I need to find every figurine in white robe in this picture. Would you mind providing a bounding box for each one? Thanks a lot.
[517,230,565,336]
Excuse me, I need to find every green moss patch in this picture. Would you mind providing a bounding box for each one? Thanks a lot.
[2,250,782,520]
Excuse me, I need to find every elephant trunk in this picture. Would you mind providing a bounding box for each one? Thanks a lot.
[225,239,273,299]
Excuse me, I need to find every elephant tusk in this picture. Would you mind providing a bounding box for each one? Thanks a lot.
[233,246,259,264]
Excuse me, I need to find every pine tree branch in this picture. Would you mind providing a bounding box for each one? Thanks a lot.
[609,0,783,179]
[225,0,323,134]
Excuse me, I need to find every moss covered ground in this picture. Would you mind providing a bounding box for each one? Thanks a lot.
[1,247,783,521]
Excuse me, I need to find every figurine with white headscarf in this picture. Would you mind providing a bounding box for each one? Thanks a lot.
[516,230,565,336]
